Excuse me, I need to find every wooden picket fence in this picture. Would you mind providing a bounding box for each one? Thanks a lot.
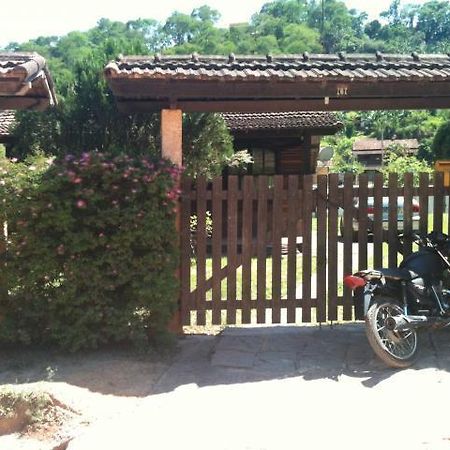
[180,172,449,326]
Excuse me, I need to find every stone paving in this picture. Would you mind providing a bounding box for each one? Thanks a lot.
[68,324,450,450]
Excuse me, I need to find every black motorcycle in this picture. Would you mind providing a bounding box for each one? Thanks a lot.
[344,231,450,368]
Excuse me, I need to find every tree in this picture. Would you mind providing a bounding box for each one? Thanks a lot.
[191,5,221,24]
[382,144,432,185]
[307,0,365,52]
[163,12,199,47]
[327,136,364,174]
[9,20,233,178]
[182,113,234,178]
[5,1,450,178]
[126,18,167,52]
[432,121,450,161]
[281,23,322,53]
[416,1,450,48]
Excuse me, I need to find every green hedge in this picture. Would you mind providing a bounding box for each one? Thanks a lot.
[0,152,180,350]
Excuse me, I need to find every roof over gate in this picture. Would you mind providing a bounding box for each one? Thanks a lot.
[104,53,450,113]
[0,52,57,110]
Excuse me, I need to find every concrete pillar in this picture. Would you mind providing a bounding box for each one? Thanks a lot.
[161,109,183,334]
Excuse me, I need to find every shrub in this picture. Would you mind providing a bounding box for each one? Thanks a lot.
[0,388,53,431]
[382,144,432,185]
[0,152,180,351]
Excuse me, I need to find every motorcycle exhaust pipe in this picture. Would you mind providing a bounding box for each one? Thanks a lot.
[385,315,450,332]
[384,315,427,331]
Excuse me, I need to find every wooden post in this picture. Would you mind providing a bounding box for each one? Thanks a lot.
[161,109,184,334]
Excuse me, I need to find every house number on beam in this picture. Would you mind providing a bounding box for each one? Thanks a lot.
[336,85,349,96]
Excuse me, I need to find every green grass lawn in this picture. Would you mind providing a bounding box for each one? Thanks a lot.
[191,254,317,301]
[189,212,448,307]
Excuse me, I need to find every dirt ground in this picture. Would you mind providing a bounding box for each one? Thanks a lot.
[2,325,450,450]
[0,344,175,450]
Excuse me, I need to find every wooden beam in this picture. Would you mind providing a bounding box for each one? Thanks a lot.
[0,97,49,110]
[117,96,450,113]
[108,78,450,100]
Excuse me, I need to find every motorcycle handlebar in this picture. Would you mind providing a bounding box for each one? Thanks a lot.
[398,231,449,249]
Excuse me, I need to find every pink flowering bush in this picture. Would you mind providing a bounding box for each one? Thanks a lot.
[0,152,181,351]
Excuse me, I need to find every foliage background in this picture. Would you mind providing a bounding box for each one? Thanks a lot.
[3,0,450,171]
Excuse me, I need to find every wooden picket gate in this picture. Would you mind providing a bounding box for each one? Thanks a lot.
[180,172,449,326]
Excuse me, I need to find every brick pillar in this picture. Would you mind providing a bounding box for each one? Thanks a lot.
[161,109,182,166]
[161,109,184,334]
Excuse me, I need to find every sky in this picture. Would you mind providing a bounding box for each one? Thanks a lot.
[0,0,430,49]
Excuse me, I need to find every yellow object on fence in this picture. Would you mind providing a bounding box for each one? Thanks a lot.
[435,161,450,187]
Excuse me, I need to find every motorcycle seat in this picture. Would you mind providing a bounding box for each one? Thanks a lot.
[379,268,418,281]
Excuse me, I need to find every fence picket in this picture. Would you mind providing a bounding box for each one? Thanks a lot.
[419,172,429,236]
[178,172,450,327]
[212,177,223,325]
[180,177,192,325]
[327,173,339,321]
[287,175,299,323]
[373,172,383,268]
[272,176,283,324]
[434,172,444,234]
[358,173,369,270]
[195,176,207,325]
[227,176,238,324]
[388,173,399,267]
[256,176,268,323]
[242,176,253,324]
[403,173,414,256]
[302,175,313,323]
[343,173,353,320]
[316,175,327,323]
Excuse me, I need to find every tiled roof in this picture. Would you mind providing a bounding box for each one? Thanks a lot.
[222,111,343,131]
[0,111,15,138]
[0,52,45,78]
[0,52,57,110]
[105,53,450,82]
[353,138,419,152]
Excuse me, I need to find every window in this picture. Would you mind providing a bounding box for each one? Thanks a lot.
[251,148,276,175]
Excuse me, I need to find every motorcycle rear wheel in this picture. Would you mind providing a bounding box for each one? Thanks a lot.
[365,297,418,368]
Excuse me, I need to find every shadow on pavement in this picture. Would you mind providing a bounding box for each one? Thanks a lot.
[151,323,450,394]
[0,323,448,397]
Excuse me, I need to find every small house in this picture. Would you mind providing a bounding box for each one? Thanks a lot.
[353,138,419,172]
[222,111,343,175]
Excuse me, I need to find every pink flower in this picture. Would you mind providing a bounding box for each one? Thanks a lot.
[76,199,87,209]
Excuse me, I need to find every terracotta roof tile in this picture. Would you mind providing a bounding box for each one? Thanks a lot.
[106,53,450,82]
[222,111,343,131]
[0,52,57,110]
[0,111,15,137]
[353,138,419,152]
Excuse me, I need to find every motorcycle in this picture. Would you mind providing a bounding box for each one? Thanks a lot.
[343,231,450,368]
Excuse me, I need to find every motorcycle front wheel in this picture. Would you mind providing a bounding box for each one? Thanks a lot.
[365,297,418,368]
